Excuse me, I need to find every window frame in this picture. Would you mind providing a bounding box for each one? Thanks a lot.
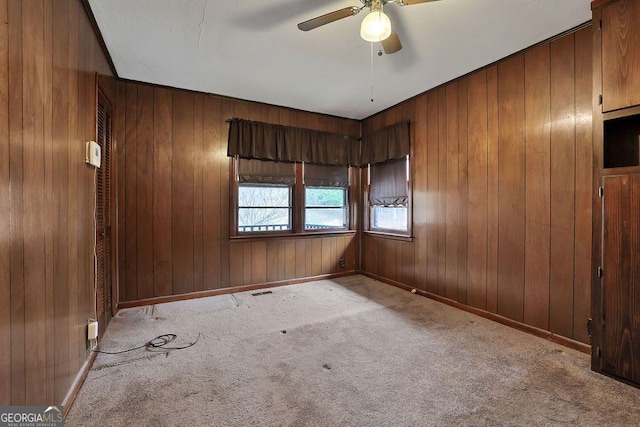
[237,183,294,233]
[304,186,349,232]
[364,155,413,240]
[230,159,356,238]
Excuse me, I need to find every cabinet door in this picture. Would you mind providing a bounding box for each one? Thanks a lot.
[602,0,640,112]
[601,175,640,384]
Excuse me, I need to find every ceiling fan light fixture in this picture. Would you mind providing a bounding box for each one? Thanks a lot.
[360,8,392,42]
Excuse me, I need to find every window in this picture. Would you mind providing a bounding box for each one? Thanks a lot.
[304,163,349,231]
[367,156,410,235]
[305,188,347,230]
[232,159,352,236]
[238,184,291,232]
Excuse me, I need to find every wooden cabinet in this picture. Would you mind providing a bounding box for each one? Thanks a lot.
[601,0,640,112]
[601,175,640,384]
[592,0,640,388]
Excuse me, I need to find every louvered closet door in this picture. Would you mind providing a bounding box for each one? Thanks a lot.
[96,91,113,334]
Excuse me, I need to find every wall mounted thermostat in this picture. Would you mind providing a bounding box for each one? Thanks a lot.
[86,141,101,168]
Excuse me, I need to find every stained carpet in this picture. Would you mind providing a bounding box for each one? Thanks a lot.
[66,275,640,426]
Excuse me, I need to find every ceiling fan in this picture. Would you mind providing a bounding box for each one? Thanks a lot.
[297,0,440,55]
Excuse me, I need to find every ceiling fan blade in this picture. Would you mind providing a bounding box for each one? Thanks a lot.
[382,32,402,54]
[396,0,439,5]
[297,7,360,31]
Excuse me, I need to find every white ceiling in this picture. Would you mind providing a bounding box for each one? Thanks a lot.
[88,0,592,120]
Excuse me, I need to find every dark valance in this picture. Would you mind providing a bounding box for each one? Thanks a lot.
[228,119,360,166]
[361,120,410,165]
[369,157,408,206]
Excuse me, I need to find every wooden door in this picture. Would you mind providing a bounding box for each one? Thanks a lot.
[96,91,114,335]
[601,0,640,112]
[601,174,640,384]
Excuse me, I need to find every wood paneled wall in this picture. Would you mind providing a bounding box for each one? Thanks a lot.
[110,81,361,302]
[0,0,113,405]
[361,26,593,344]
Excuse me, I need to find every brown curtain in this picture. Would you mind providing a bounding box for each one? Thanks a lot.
[369,157,408,206]
[228,119,360,166]
[361,120,410,165]
[304,163,349,188]
[237,158,296,185]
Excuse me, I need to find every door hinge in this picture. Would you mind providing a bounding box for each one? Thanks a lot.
[597,266,603,278]
[587,318,593,338]
[597,346,602,359]
[599,94,603,105]
[598,186,604,198]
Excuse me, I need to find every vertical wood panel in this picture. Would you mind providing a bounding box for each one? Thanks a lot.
[413,94,428,291]
[573,26,593,343]
[115,81,126,303]
[285,240,296,279]
[193,94,204,291]
[51,0,70,402]
[458,78,469,304]
[8,0,25,403]
[437,88,447,297]
[203,95,222,289]
[23,0,47,402]
[497,55,526,322]
[523,44,551,330]
[124,83,137,301]
[305,239,314,276]
[277,241,286,281]
[425,91,439,294]
[486,64,500,314]
[549,34,576,338]
[446,82,459,300]
[0,0,10,404]
[321,237,332,275]
[136,84,153,300]
[466,70,488,310]
[153,87,172,296]
[266,241,278,283]
[295,239,306,278]
[312,238,323,276]
[171,91,195,294]
[252,241,267,284]
[219,99,233,287]
[43,0,54,403]
[229,243,243,286]
[243,242,252,284]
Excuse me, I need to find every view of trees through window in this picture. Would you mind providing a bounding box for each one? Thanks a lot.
[371,206,408,231]
[305,187,347,229]
[238,184,291,231]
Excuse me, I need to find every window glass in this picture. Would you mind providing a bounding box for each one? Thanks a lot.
[368,156,409,233]
[305,187,347,230]
[371,206,408,231]
[238,184,291,232]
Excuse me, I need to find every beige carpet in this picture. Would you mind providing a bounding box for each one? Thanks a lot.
[67,275,640,426]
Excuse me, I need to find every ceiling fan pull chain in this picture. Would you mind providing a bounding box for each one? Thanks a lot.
[370,42,375,103]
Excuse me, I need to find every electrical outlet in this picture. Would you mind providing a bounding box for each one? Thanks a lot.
[88,320,99,341]
[339,258,345,268]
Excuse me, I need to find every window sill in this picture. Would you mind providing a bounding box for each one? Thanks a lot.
[363,230,413,242]
[230,229,356,242]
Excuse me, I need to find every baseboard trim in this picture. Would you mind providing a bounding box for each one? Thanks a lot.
[362,272,591,355]
[118,271,358,309]
[62,349,98,418]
